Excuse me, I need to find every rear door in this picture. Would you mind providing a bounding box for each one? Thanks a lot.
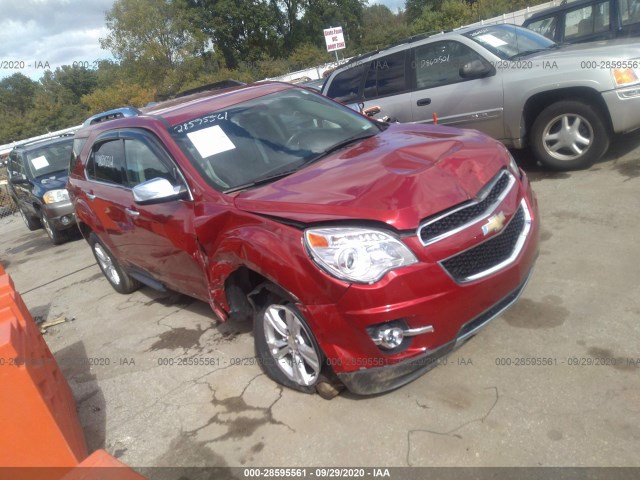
[360,51,414,123]
[409,40,505,141]
[324,52,414,123]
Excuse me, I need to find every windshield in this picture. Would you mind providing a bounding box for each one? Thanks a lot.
[465,24,557,60]
[26,139,73,178]
[170,88,379,192]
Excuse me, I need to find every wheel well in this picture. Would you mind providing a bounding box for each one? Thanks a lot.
[77,221,93,243]
[223,267,270,322]
[522,88,613,140]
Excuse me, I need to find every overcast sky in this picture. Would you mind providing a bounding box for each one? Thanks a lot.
[0,0,405,82]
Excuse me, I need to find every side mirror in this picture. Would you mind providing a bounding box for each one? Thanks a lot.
[10,174,29,185]
[460,60,493,79]
[132,177,188,205]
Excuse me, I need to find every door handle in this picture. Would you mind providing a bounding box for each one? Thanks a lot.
[86,192,96,200]
[417,98,431,106]
[125,208,140,217]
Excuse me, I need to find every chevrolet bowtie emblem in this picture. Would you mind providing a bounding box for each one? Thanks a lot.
[482,212,506,236]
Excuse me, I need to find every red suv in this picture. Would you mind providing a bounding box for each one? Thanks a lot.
[68,82,540,396]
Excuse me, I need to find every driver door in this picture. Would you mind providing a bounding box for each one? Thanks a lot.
[410,40,505,141]
[119,131,209,301]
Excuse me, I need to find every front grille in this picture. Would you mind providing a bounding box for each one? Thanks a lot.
[419,170,513,245]
[441,203,527,283]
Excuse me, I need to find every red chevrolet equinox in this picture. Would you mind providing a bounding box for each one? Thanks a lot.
[68,82,540,396]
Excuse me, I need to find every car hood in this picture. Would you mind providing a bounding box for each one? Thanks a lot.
[32,173,69,198]
[36,174,68,189]
[234,123,507,230]
[529,39,640,60]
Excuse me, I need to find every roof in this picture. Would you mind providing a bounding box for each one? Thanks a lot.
[78,82,293,135]
[12,134,74,152]
[523,0,597,21]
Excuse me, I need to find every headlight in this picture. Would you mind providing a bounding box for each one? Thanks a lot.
[506,150,521,178]
[43,189,70,204]
[304,227,418,284]
[612,67,639,87]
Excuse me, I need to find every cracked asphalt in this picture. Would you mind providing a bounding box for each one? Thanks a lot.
[1,134,639,469]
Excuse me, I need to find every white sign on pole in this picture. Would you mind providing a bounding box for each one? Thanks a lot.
[323,27,346,52]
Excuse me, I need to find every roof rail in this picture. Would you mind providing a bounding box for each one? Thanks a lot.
[154,80,247,101]
[388,31,443,48]
[342,30,446,69]
[176,79,246,98]
[21,132,75,148]
[83,107,141,127]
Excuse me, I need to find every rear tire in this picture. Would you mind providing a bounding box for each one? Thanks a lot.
[254,293,324,394]
[530,100,610,171]
[89,233,141,294]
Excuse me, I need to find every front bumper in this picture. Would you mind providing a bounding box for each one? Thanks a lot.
[297,169,540,395]
[42,201,76,230]
[602,86,640,133]
[336,268,533,395]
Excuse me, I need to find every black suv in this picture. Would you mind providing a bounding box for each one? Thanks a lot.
[522,0,640,43]
[7,135,76,244]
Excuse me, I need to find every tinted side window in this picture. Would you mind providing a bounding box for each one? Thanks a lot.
[564,2,610,39]
[87,140,125,185]
[71,138,87,173]
[124,139,173,187]
[364,51,407,99]
[526,16,559,40]
[8,152,25,177]
[414,41,488,89]
[620,0,640,25]
[326,63,367,102]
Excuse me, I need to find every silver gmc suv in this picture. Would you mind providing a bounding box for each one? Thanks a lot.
[322,24,640,170]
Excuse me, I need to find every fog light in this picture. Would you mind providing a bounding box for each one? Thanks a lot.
[60,215,71,225]
[378,327,404,349]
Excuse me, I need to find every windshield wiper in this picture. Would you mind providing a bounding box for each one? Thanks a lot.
[304,131,378,165]
[508,48,548,60]
[223,167,307,194]
[223,131,377,194]
[508,45,559,60]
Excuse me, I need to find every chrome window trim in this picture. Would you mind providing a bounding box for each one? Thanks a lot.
[439,198,532,284]
[417,170,515,246]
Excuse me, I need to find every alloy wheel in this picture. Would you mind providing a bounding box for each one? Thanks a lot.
[262,304,321,386]
[542,113,593,162]
[93,243,121,286]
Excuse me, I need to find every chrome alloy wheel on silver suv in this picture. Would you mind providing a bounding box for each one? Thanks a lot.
[531,100,610,171]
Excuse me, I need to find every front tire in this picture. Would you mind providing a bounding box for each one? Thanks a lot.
[530,100,610,171]
[254,294,323,394]
[41,213,68,245]
[89,234,141,294]
[19,207,41,231]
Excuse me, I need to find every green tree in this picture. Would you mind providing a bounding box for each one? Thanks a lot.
[186,0,282,69]
[410,0,474,34]
[101,0,206,93]
[0,73,38,115]
[358,5,410,53]
[299,0,367,53]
